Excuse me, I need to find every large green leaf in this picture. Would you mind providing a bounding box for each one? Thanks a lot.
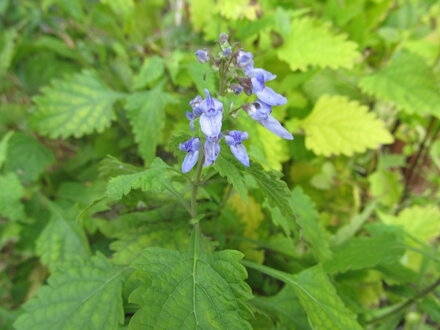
[124,86,175,164]
[0,172,25,221]
[0,28,17,77]
[36,201,90,269]
[14,256,126,330]
[290,186,332,262]
[132,56,165,90]
[129,229,253,329]
[244,262,362,330]
[300,95,394,156]
[4,132,54,182]
[32,70,125,138]
[359,52,440,118]
[106,157,170,200]
[278,18,360,71]
[324,234,405,274]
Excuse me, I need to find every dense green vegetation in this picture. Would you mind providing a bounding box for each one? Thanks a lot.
[1,0,439,329]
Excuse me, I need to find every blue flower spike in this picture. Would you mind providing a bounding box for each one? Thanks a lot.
[246,101,293,140]
[199,89,223,138]
[225,130,250,167]
[195,49,209,63]
[179,137,201,173]
[204,134,222,166]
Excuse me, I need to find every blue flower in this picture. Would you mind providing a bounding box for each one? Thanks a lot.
[195,49,209,63]
[251,73,287,106]
[223,47,232,57]
[186,96,203,131]
[179,137,201,173]
[204,134,222,166]
[245,68,277,82]
[199,89,223,138]
[219,33,229,43]
[225,130,250,166]
[246,101,293,140]
[237,51,254,72]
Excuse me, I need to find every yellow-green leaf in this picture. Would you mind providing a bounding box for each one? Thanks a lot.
[300,95,394,156]
[278,18,360,71]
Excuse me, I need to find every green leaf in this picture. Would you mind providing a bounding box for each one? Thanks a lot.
[32,70,125,138]
[102,0,134,18]
[125,86,175,164]
[36,201,90,269]
[0,172,25,221]
[106,158,170,200]
[186,62,216,94]
[132,56,165,90]
[14,255,126,330]
[290,186,332,262]
[245,162,294,220]
[379,205,440,244]
[300,95,394,156]
[4,132,54,182]
[278,18,360,71]
[252,286,310,329]
[243,262,362,330]
[324,234,405,274]
[215,151,248,202]
[359,52,440,118]
[0,28,17,77]
[368,169,403,206]
[215,0,259,20]
[0,131,13,168]
[263,201,296,239]
[129,231,253,329]
[188,0,216,31]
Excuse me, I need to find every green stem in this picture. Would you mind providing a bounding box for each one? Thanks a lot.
[190,150,205,219]
[366,277,440,325]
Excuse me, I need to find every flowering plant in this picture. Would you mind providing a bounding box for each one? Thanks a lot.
[180,33,293,173]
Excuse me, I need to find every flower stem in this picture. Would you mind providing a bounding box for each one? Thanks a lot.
[190,150,205,220]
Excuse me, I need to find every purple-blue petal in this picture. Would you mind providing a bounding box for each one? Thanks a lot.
[256,87,287,106]
[204,139,221,166]
[200,111,222,138]
[195,49,209,63]
[182,150,199,173]
[230,144,249,167]
[259,115,294,140]
[245,68,277,81]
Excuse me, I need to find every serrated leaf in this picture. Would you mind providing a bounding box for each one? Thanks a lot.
[245,262,362,329]
[32,70,125,138]
[359,52,440,117]
[0,131,13,168]
[245,162,294,220]
[36,201,90,269]
[263,200,296,239]
[216,0,260,20]
[129,231,253,329]
[106,158,170,200]
[278,18,360,71]
[132,56,165,90]
[0,172,25,221]
[125,86,175,164]
[324,234,405,274]
[0,28,17,77]
[215,151,248,202]
[290,186,332,262]
[14,255,126,330]
[368,169,403,206]
[4,133,54,182]
[300,95,394,156]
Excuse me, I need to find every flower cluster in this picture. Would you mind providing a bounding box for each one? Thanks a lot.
[180,33,293,173]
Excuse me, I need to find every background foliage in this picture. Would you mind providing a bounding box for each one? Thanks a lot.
[1,0,439,329]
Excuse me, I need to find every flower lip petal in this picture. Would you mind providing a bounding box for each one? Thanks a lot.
[256,87,287,106]
[259,115,294,140]
[200,111,222,138]
[230,144,250,167]
[246,68,277,82]
[182,150,199,173]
